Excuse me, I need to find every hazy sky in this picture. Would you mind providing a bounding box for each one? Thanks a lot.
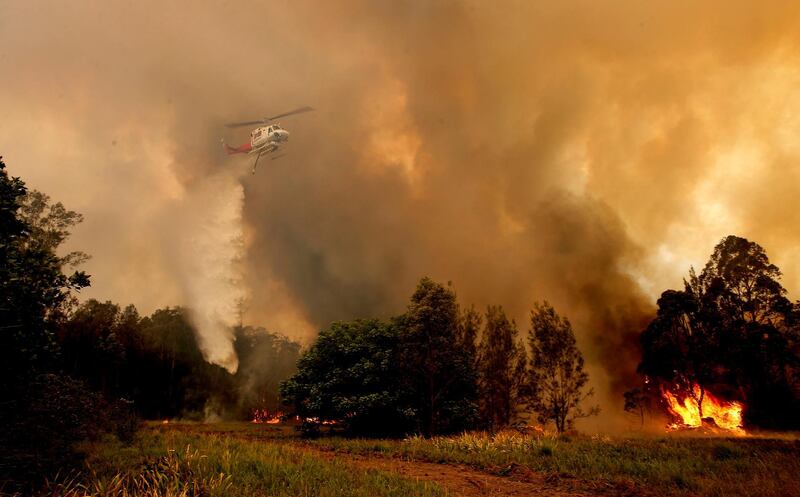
[3,0,800,428]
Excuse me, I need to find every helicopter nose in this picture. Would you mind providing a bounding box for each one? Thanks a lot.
[280,130,290,141]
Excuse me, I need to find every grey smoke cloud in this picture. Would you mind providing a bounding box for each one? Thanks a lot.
[2,0,800,425]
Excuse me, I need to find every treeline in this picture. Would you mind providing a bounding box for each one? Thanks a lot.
[630,235,800,429]
[281,277,597,437]
[0,157,300,490]
[59,301,300,420]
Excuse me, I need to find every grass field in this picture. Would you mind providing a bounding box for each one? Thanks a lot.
[34,425,446,497]
[31,422,800,497]
[306,430,800,496]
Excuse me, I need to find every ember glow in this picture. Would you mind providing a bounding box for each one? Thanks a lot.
[662,384,745,435]
[251,409,282,424]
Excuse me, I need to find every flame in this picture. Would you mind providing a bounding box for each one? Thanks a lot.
[662,383,745,434]
[251,409,283,424]
[304,417,337,426]
[251,409,340,426]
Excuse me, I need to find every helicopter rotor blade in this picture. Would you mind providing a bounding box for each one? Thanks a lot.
[264,106,314,122]
[224,120,265,128]
[225,107,314,128]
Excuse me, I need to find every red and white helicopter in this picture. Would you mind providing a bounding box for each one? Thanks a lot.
[222,106,313,174]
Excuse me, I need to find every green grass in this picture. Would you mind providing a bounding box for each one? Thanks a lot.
[303,430,800,497]
[36,426,447,497]
[36,423,800,496]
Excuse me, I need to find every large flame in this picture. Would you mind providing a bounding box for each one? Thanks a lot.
[662,383,745,434]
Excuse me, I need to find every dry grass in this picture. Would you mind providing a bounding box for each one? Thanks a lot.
[307,429,800,496]
[27,423,800,497]
[37,446,231,497]
[26,428,446,497]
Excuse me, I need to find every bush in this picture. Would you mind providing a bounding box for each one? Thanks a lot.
[0,374,137,491]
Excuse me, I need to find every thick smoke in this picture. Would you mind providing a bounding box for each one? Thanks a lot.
[2,0,800,425]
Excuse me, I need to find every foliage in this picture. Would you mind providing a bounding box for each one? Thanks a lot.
[0,158,100,489]
[18,190,90,268]
[1,374,136,487]
[281,319,413,436]
[0,160,89,378]
[58,301,301,421]
[282,277,481,437]
[476,305,527,431]
[233,326,300,417]
[397,277,479,436]
[637,235,800,428]
[623,387,648,428]
[526,302,598,432]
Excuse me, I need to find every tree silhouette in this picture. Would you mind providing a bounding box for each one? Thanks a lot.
[637,235,800,428]
[477,305,527,431]
[527,302,598,433]
[399,277,479,436]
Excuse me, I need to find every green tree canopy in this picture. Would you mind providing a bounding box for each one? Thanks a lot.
[398,277,479,436]
[282,277,481,437]
[281,319,412,436]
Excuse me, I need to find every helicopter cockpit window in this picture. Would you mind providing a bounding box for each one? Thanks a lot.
[254,130,262,138]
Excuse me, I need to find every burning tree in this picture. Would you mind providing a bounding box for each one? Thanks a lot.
[635,235,800,431]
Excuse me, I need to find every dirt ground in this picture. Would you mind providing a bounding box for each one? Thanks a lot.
[295,445,652,497]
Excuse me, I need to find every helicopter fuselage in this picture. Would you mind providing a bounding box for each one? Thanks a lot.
[251,123,289,152]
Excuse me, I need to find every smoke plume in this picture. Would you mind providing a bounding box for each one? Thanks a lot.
[2,0,800,424]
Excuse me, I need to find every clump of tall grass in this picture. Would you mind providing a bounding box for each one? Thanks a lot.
[412,429,558,453]
[36,445,231,497]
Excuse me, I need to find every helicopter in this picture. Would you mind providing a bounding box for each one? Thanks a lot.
[222,106,313,174]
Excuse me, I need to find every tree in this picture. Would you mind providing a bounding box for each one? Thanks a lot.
[0,162,90,376]
[460,305,481,366]
[477,305,527,431]
[637,288,718,417]
[234,326,300,417]
[623,387,647,429]
[695,235,791,326]
[135,307,235,419]
[0,157,95,487]
[636,235,800,429]
[59,300,127,393]
[281,319,412,436]
[18,190,90,268]
[527,302,597,433]
[398,277,479,436]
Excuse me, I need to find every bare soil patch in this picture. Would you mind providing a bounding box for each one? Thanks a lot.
[293,445,652,497]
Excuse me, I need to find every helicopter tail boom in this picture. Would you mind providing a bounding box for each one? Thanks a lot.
[221,139,252,155]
